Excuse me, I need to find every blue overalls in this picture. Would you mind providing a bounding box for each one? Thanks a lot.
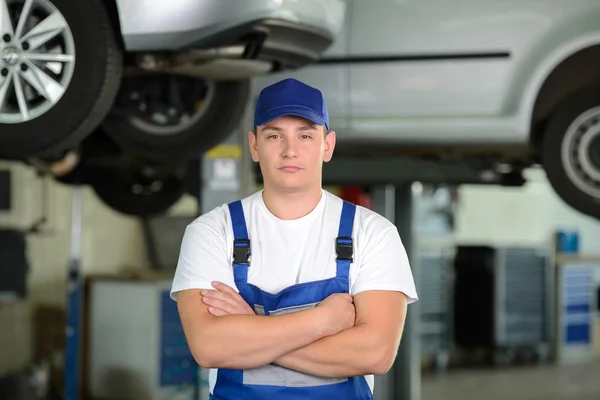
[209,199,373,400]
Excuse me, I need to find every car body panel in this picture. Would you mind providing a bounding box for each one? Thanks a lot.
[254,0,600,148]
[113,0,346,51]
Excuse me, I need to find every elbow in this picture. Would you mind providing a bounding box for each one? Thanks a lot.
[369,344,398,376]
[370,354,396,376]
[190,339,221,369]
[193,348,225,369]
[191,347,215,369]
[356,328,398,375]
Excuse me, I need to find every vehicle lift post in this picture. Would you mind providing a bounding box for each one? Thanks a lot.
[64,183,84,400]
[371,184,421,400]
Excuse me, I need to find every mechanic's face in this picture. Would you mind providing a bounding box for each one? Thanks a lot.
[249,115,335,193]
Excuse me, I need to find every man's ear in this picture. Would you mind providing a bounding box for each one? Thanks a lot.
[323,130,336,163]
[248,130,259,162]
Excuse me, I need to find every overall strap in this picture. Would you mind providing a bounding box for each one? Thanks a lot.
[227,200,250,284]
[336,201,356,281]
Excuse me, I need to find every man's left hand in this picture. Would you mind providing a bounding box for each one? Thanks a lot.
[201,281,255,316]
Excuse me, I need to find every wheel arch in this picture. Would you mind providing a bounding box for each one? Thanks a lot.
[491,7,600,153]
[529,44,600,152]
[101,0,126,50]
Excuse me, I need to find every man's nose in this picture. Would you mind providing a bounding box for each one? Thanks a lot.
[282,139,298,158]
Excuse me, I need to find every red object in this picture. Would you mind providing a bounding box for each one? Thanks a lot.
[340,186,372,210]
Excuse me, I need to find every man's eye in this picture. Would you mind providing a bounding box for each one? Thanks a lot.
[301,135,312,139]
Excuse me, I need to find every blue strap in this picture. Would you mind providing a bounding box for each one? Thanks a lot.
[227,201,250,283]
[336,201,356,281]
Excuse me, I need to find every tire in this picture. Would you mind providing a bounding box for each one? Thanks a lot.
[52,128,124,186]
[52,129,186,217]
[542,86,600,219]
[90,166,185,217]
[101,75,249,164]
[0,0,122,160]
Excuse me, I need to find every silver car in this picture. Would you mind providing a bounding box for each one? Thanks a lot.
[0,0,345,163]
[255,0,600,220]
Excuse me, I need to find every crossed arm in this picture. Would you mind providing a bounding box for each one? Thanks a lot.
[176,283,408,378]
[272,289,408,377]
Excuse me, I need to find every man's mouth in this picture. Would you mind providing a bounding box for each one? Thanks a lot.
[279,166,301,172]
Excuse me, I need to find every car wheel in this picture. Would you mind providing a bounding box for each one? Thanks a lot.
[101,74,249,164]
[542,86,600,219]
[0,0,122,160]
[54,130,186,217]
[90,164,186,217]
[51,128,123,185]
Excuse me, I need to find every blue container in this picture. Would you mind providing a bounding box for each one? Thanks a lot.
[556,230,580,253]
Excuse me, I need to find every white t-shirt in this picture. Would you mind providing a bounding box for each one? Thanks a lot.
[170,189,418,394]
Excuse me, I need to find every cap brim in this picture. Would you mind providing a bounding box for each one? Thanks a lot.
[255,105,328,130]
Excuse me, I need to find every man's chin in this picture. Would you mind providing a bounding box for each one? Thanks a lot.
[272,179,309,193]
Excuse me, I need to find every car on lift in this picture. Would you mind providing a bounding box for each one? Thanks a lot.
[0,0,346,215]
[255,0,600,220]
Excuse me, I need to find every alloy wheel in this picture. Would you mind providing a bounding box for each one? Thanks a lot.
[561,106,600,199]
[117,74,215,136]
[0,0,75,124]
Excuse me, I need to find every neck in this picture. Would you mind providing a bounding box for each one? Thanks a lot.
[261,184,323,220]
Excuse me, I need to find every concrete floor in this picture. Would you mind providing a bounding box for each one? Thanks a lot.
[421,360,600,400]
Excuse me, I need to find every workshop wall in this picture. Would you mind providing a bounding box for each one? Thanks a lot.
[0,162,149,306]
[455,166,600,254]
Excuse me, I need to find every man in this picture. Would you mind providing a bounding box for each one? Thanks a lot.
[171,78,418,400]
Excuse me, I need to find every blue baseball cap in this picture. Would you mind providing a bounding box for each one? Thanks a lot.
[254,78,329,131]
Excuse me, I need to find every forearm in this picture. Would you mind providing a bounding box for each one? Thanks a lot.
[273,323,392,378]
[193,309,326,370]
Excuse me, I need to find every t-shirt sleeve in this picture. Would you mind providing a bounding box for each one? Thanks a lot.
[170,216,236,301]
[351,222,419,304]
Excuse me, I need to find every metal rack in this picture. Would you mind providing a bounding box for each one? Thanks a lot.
[417,245,454,372]
[413,185,455,373]
[495,248,552,350]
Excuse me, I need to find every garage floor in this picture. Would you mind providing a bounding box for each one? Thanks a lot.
[421,360,600,400]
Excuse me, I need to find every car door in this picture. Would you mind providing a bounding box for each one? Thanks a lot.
[346,0,548,143]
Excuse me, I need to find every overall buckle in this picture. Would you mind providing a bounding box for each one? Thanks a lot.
[336,236,353,262]
[233,239,251,265]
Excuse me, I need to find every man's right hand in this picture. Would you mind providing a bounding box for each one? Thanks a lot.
[316,293,356,336]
